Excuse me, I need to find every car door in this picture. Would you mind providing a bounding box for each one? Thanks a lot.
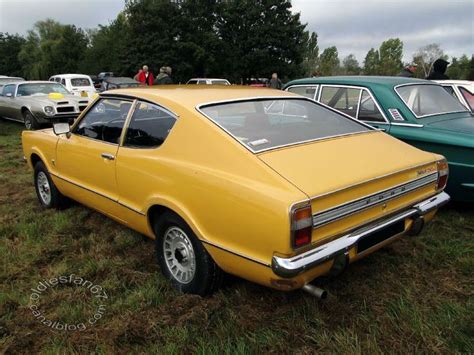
[55,97,133,218]
[0,84,20,119]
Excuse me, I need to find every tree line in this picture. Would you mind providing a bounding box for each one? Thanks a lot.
[0,0,472,83]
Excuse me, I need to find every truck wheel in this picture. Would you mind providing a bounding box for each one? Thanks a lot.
[23,110,39,130]
[154,212,223,296]
[34,161,65,209]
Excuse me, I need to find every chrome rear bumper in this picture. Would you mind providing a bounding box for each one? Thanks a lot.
[272,192,450,278]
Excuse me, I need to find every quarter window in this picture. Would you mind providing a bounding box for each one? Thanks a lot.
[124,102,176,148]
[459,87,474,111]
[358,90,385,122]
[287,86,318,99]
[2,84,16,96]
[75,98,131,144]
[320,86,361,118]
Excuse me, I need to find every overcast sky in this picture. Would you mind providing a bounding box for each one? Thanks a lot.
[0,0,472,64]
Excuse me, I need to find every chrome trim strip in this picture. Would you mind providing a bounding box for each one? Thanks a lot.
[201,240,271,267]
[390,122,424,128]
[309,161,436,201]
[272,192,450,277]
[312,172,438,228]
[196,96,373,154]
[393,83,469,119]
[50,172,146,216]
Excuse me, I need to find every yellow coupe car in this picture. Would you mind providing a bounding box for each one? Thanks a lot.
[22,86,450,296]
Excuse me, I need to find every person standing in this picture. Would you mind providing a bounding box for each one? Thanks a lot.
[137,65,154,86]
[398,63,417,77]
[133,68,143,81]
[154,66,173,85]
[268,73,282,90]
[426,59,450,80]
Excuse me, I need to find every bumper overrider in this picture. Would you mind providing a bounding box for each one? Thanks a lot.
[272,192,450,278]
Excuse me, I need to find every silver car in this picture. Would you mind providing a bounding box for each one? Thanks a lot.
[0,81,91,129]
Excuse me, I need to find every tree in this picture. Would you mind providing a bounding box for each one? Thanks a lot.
[0,33,26,77]
[378,38,403,76]
[319,46,339,76]
[446,54,471,80]
[413,43,447,78]
[363,48,379,75]
[301,32,319,76]
[341,54,360,75]
[18,19,88,79]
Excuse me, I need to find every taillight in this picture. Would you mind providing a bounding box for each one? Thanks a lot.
[437,159,449,190]
[291,205,312,248]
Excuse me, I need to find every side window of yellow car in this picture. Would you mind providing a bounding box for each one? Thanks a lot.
[123,101,177,148]
[320,86,361,118]
[74,98,132,144]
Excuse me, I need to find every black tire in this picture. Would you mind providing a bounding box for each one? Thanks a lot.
[34,161,65,209]
[23,110,40,130]
[154,212,223,296]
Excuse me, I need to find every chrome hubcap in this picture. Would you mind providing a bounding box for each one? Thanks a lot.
[37,172,51,205]
[25,117,32,129]
[163,227,196,284]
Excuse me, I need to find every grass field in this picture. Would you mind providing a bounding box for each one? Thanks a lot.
[0,120,473,354]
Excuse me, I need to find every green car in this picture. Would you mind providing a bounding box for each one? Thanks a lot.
[284,76,474,202]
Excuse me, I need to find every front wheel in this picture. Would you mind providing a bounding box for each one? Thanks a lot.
[23,110,40,130]
[154,212,223,296]
[34,162,65,209]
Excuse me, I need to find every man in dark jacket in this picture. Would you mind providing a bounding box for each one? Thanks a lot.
[398,63,417,77]
[268,73,282,89]
[154,66,173,85]
[426,59,450,80]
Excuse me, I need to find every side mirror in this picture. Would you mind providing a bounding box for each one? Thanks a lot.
[53,122,70,136]
[5,93,12,98]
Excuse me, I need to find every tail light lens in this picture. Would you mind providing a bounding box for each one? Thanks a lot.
[437,159,449,190]
[291,205,312,248]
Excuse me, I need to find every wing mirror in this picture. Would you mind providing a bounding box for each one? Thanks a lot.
[53,122,71,137]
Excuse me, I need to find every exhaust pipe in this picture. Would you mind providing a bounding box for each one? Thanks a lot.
[302,284,327,300]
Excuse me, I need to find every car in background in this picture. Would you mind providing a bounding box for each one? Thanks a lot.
[100,77,141,92]
[435,80,474,113]
[22,86,449,295]
[187,78,231,85]
[284,76,474,202]
[0,81,91,129]
[98,72,114,81]
[49,74,97,98]
[248,78,269,87]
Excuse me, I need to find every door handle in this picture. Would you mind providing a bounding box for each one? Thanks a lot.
[101,153,115,160]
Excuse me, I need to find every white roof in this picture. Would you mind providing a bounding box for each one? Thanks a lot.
[435,80,474,86]
[50,74,92,79]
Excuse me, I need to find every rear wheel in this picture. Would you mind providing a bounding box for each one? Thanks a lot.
[154,212,223,295]
[34,162,65,209]
[23,110,39,130]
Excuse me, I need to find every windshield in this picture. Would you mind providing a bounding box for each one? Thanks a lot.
[200,98,370,153]
[71,78,92,87]
[17,83,69,97]
[395,84,467,118]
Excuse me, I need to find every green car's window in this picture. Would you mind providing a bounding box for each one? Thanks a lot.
[442,85,456,98]
[320,86,361,118]
[358,91,385,122]
[200,98,370,153]
[124,102,176,148]
[459,87,474,111]
[287,86,318,99]
[396,84,468,118]
[16,83,69,97]
[74,98,131,144]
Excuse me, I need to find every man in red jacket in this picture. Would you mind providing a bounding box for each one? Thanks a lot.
[137,65,154,86]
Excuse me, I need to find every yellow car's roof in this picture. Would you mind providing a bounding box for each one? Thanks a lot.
[106,85,297,110]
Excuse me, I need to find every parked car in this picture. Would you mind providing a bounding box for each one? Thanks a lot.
[284,76,474,202]
[100,77,141,92]
[248,78,269,87]
[49,74,97,98]
[0,81,91,129]
[435,80,474,113]
[98,72,114,81]
[187,78,231,85]
[0,76,24,85]
[22,86,449,295]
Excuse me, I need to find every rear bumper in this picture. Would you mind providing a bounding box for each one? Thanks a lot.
[272,192,450,278]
